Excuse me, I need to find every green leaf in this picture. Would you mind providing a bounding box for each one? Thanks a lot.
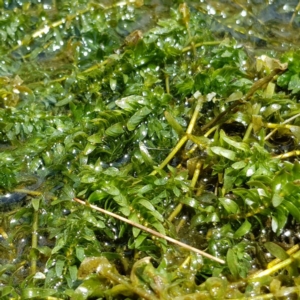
[164,111,185,135]
[227,248,239,279]
[138,199,156,211]
[87,134,102,144]
[272,191,284,207]
[76,247,85,262]
[105,122,125,137]
[210,146,236,161]
[264,242,289,261]
[88,190,108,203]
[152,221,166,235]
[81,174,97,184]
[55,259,65,277]
[272,208,288,233]
[231,161,247,170]
[114,193,129,207]
[31,197,40,211]
[102,185,120,196]
[110,77,117,91]
[283,200,300,222]
[290,126,300,140]
[234,219,251,239]
[219,197,240,214]
[69,265,78,282]
[116,95,147,111]
[83,143,96,155]
[139,142,154,166]
[180,197,199,209]
[138,199,164,222]
[134,233,148,248]
[1,286,16,298]
[51,237,65,254]
[220,130,249,152]
[137,184,153,194]
[127,106,151,131]
[288,74,300,93]
[189,135,211,147]
[56,95,74,106]
[72,277,105,300]
[154,178,168,185]
[22,288,57,299]
[129,213,141,237]
[252,115,264,133]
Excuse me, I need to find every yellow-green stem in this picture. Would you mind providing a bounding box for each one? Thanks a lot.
[264,112,300,141]
[266,122,294,129]
[243,103,261,142]
[191,161,202,188]
[273,150,300,159]
[31,209,39,274]
[150,135,188,176]
[250,250,300,279]
[182,41,221,52]
[168,161,201,222]
[165,74,170,94]
[268,244,299,268]
[167,203,183,222]
[187,96,204,134]
[204,125,218,137]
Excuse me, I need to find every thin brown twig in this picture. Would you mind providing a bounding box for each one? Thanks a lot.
[73,197,225,264]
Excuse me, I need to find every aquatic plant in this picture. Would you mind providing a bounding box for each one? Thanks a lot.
[1,0,300,299]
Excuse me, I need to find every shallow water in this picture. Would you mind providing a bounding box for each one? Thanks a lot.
[187,0,300,53]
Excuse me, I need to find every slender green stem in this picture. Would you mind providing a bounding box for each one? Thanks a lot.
[191,161,202,188]
[265,122,296,129]
[267,244,299,268]
[264,112,300,141]
[150,135,188,176]
[243,103,261,142]
[243,69,286,101]
[201,101,242,132]
[187,96,204,134]
[182,41,221,52]
[250,250,300,279]
[204,125,218,137]
[289,1,300,25]
[14,189,42,196]
[165,74,170,94]
[273,150,300,159]
[151,95,203,175]
[168,161,201,222]
[31,208,39,274]
[82,58,110,74]
[167,203,183,222]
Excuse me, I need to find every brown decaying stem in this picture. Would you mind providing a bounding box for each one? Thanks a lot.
[73,197,225,264]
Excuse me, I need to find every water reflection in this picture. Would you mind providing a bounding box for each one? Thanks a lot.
[189,0,300,52]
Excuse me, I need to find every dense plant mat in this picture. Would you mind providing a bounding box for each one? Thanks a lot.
[1,0,300,299]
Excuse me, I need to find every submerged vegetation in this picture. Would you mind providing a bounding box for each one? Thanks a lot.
[1,0,300,299]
